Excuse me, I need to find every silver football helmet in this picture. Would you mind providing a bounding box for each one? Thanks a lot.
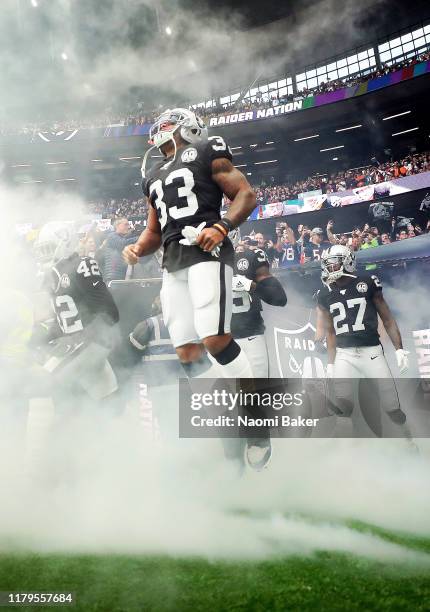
[321,244,356,284]
[142,108,207,180]
[34,221,79,266]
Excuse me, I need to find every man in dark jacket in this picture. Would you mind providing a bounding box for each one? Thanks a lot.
[102,218,138,283]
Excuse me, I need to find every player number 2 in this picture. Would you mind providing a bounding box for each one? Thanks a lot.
[150,168,198,228]
[330,297,366,334]
[55,295,83,334]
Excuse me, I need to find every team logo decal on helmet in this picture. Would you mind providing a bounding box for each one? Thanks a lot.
[356,282,368,293]
[321,244,356,284]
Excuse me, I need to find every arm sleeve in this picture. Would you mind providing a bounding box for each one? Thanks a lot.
[254,272,287,307]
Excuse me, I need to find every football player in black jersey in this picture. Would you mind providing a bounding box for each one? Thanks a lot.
[123,108,256,380]
[230,231,287,469]
[316,244,412,438]
[35,222,120,401]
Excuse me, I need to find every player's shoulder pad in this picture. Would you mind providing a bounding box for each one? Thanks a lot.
[252,248,269,266]
[204,135,233,163]
[358,273,383,290]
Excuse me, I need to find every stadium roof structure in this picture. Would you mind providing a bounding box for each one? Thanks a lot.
[1,64,429,201]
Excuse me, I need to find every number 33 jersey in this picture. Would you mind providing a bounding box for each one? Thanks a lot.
[317,274,383,347]
[143,136,235,272]
[50,254,119,337]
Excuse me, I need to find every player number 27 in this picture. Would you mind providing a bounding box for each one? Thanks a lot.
[150,168,198,229]
[330,297,366,334]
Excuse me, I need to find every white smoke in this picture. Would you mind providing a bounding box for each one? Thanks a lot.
[0,0,429,572]
[0,0,388,123]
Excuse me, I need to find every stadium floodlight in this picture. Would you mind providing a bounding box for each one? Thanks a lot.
[119,156,142,160]
[21,179,43,183]
[165,26,172,36]
[382,111,411,121]
[332,157,338,160]
[46,161,67,165]
[294,134,319,141]
[335,125,362,132]
[31,0,38,7]
[246,172,252,175]
[234,164,247,168]
[91,159,103,162]
[61,52,68,61]
[254,160,277,165]
[11,164,31,167]
[265,141,274,144]
[320,145,344,152]
[55,178,76,182]
[250,144,258,147]
[391,127,419,136]
[230,146,242,150]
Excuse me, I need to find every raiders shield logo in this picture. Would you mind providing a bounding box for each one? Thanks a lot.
[274,323,325,378]
[356,282,368,293]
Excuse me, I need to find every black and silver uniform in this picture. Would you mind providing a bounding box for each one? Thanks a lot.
[143,136,235,272]
[50,254,119,337]
[317,274,383,347]
[231,248,269,339]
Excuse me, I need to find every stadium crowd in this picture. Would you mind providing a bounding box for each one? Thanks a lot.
[2,48,428,137]
[84,151,430,221]
[241,214,430,269]
[254,151,430,204]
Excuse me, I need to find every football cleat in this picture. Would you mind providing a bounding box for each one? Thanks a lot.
[245,437,272,471]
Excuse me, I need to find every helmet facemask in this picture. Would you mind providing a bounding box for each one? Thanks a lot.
[321,246,356,285]
[142,108,207,179]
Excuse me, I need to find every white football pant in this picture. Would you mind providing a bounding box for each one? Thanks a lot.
[236,334,269,378]
[160,261,233,348]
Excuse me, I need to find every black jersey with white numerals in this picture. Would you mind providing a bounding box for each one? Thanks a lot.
[143,136,235,272]
[231,248,269,339]
[317,274,383,347]
[50,254,119,337]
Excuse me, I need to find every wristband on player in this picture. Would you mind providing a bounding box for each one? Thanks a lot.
[214,217,234,233]
[212,222,229,237]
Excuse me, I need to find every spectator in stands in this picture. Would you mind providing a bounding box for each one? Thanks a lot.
[381,233,391,245]
[101,218,137,283]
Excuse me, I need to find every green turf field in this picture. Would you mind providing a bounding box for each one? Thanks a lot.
[1,525,430,612]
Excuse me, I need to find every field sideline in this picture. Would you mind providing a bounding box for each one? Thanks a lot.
[1,525,430,612]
